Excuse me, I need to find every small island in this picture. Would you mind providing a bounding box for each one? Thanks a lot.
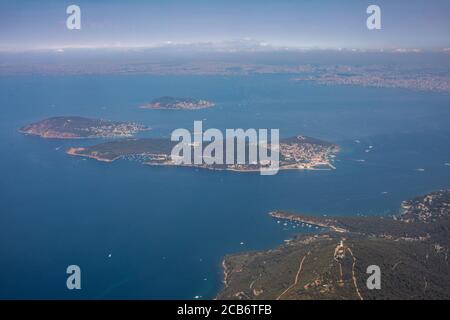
[140,96,215,110]
[20,116,149,139]
[66,135,339,172]
[218,190,450,300]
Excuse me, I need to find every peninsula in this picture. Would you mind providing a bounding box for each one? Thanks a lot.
[20,116,149,139]
[140,96,215,110]
[218,190,450,300]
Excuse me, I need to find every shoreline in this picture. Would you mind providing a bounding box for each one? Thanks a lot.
[139,105,215,110]
[20,130,138,140]
[66,149,337,172]
[268,211,348,233]
[66,147,118,162]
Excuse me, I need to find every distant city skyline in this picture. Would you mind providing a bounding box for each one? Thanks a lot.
[1,0,449,51]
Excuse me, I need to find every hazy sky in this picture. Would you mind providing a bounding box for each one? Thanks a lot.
[1,0,449,51]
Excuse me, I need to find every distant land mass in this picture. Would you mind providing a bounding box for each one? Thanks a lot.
[2,51,449,93]
[218,190,450,300]
[66,135,339,171]
[20,116,149,139]
[140,96,215,110]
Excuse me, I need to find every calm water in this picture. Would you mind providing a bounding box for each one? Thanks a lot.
[0,74,449,299]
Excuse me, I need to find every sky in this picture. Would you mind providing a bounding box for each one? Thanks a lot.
[0,0,449,51]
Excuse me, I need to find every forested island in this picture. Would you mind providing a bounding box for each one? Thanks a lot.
[140,96,215,110]
[20,116,149,139]
[218,190,450,300]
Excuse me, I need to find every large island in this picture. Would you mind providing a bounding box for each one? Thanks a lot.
[218,190,450,300]
[66,135,339,171]
[20,116,149,139]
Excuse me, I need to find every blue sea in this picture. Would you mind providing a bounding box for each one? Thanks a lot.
[0,74,449,299]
